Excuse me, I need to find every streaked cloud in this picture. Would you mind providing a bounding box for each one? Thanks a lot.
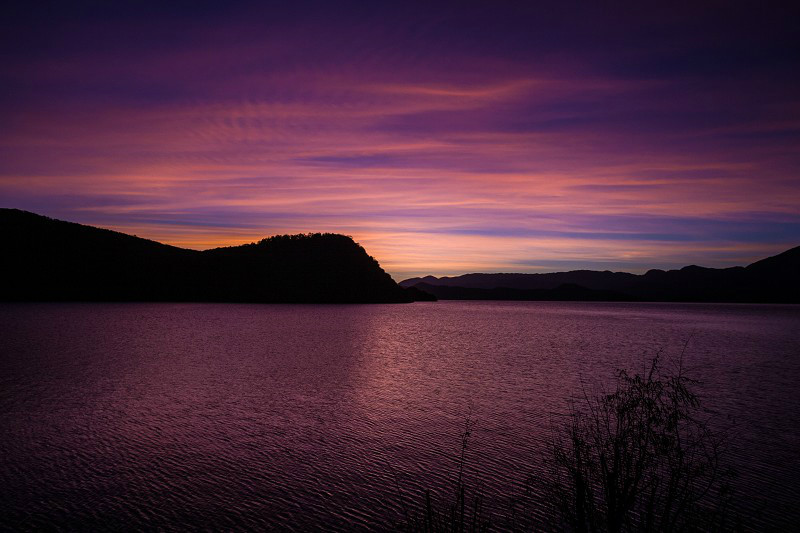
[1,2,799,280]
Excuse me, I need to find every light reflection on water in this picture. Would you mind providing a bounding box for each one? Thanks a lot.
[1,301,799,530]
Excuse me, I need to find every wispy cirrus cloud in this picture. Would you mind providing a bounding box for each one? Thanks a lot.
[1,2,799,279]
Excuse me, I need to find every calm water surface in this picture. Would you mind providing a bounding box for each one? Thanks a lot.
[2,302,799,530]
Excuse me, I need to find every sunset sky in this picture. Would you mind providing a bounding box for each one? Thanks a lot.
[2,1,799,280]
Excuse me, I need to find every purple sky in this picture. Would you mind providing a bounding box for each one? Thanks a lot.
[2,1,799,279]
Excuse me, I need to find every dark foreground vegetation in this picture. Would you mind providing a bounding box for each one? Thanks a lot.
[0,209,429,303]
[401,246,800,303]
[397,353,737,532]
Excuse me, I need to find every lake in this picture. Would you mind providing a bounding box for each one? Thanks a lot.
[1,301,799,530]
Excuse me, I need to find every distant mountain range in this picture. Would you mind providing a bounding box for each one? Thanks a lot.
[0,209,430,304]
[400,247,800,303]
[4,208,796,304]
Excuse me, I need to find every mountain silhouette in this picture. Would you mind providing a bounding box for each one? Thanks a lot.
[0,209,431,303]
[410,282,632,302]
[401,247,800,303]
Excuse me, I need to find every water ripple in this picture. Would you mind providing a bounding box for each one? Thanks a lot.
[1,301,799,530]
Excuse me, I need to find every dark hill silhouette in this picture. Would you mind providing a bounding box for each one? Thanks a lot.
[0,209,430,303]
[402,271,639,292]
[401,247,800,303]
[411,282,632,302]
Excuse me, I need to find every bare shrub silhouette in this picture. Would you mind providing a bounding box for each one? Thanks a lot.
[396,415,492,532]
[544,352,736,532]
[395,349,737,531]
